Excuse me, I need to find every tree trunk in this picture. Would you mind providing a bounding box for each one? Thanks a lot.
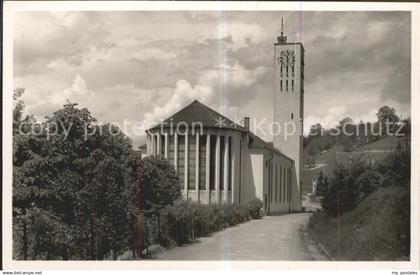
[157,213,161,244]
[22,220,28,260]
[62,247,69,260]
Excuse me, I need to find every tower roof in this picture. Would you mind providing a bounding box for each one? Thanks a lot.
[275,18,288,45]
[147,100,246,132]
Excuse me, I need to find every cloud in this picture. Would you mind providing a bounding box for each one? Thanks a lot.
[305,105,349,134]
[220,22,271,50]
[143,79,213,129]
[13,11,411,146]
[14,12,113,77]
[50,75,89,105]
[197,62,268,107]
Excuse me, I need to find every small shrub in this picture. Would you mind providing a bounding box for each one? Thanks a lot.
[247,199,264,219]
[139,213,158,256]
[207,204,226,231]
[194,204,216,236]
[141,200,256,253]
[164,200,194,245]
[224,204,251,226]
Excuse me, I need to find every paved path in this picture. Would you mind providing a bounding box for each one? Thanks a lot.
[155,212,319,261]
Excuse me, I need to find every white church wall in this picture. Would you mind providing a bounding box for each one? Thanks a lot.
[251,153,265,201]
[268,154,294,214]
[248,148,270,213]
[239,145,259,205]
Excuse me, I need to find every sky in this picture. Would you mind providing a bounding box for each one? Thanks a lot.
[13,11,411,147]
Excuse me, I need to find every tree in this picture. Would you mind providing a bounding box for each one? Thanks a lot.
[355,170,383,202]
[376,106,400,135]
[309,123,323,137]
[315,171,328,197]
[89,124,135,259]
[12,87,52,260]
[399,118,411,136]
[377,106,399,124]
[140,156,181,213]
[139,156,181,245]
[13,99,136,260]
[321,161,366,216]
[337,117,357,151]
[376,142,410,187]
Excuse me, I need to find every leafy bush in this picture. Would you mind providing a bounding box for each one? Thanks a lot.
[194,203,223,235]
[224,204,251,226]
[152,201,255,249]
[163,200,194,245]
[247,198,264,219]
[139,156,182,213]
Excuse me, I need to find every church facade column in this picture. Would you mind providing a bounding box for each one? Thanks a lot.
[164,133,169,159]
[223,136,230,203]
[215,134,221,203]
[174,133,178,172]
[195,133,200,201]
[205,134,211,203]
[184,133,189,196]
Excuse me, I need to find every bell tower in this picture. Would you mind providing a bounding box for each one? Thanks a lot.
[273,19,304,211]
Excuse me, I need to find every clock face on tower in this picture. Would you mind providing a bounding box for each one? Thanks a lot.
[278,50,295,66]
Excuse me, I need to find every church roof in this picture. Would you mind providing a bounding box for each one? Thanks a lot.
[147,99,294,163]
[147,100,246,132]
[248,132,294,163]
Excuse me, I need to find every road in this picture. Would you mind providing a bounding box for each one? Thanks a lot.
[155,212,324,261]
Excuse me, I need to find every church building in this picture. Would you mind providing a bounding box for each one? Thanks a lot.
[145,31,304,214]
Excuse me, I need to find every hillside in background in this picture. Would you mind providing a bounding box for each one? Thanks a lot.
[306,134,410,261]
[302,135,409,197]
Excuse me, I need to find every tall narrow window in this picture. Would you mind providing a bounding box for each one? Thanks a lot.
[286,80,288,91]
[291,113,294,120]
[288,168,292,202]
[219,136,225,190]
[228,136,232,191]
[285,168,288,203]
[283,167,287,202]
[292,80,294,91]
[292,66,294,77]
[178,135,185,189]
[168,135,175,166]
[275,165,278,202]
[160,135,165,156]
[199,136,206,190]
[280,80,283,92]
[279,167,282,202]
[286,65,289,77]
[271,180,273,203]
[209,135,216,190]
[188,134,196,190]
[280,66,283,77]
